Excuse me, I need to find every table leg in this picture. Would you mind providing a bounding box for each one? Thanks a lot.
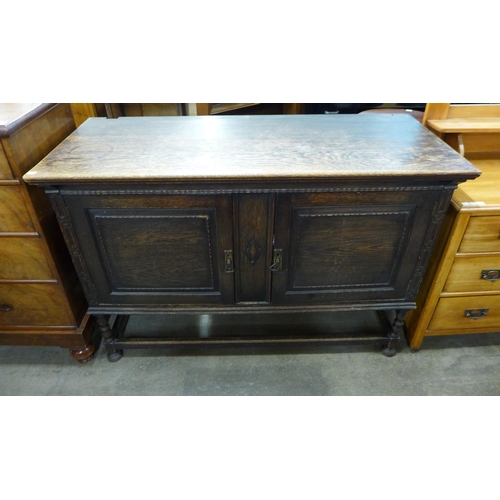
[96,314,123,362]
[382,309,408,357]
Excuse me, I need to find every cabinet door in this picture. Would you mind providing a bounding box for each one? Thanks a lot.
[271,190,442,306]
[63,193,234,306]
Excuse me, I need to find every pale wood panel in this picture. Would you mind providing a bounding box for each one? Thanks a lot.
[462,134,500,154]
[0,283,72,326]
[0,237,55,281]
[141,104,179,116]
[71,103,98,127]
[444,254,500,293]
[0,186,34,232]
[428,117,500,133]
[429,295,500,331]
[0,142,13,180]
[454,159,500,206]
[459,215,500,253]
[422,103,450,126]
[196,103,211,115]
[447,104,500,118]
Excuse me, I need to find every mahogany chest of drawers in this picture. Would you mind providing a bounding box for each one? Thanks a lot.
[23,114,480,360]
[0,103,94,361]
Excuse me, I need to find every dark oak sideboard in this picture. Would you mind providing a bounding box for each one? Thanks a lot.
[23,114,480,360]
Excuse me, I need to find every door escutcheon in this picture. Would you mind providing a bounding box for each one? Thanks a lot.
[270,249,283,272]
[224,250,234,273]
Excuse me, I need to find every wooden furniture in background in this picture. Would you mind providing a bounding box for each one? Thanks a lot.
[70,103,107,127]
[23,114,479,361]
[405,103,500,350]
[71,103,306,121]
[104,103,186,118]
[0,103,95,361]
[424,103,500,158]
[195,103,305,115]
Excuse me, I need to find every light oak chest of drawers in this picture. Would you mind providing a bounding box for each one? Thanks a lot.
[406,158,500,349]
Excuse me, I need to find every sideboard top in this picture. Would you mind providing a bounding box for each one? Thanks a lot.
[23,114,480,184]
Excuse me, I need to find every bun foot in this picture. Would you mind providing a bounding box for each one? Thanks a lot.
[70,344,96,363]
[107,350,123,362]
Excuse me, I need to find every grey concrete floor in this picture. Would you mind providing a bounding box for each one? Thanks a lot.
[1,314,500,395]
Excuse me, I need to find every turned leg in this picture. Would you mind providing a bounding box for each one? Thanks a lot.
[96,314,123,362]
[382,309,408,357]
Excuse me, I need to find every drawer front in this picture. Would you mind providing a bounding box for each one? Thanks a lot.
[0,145,13,180]
[0,186,34,232]
[444,254,500,293]
[429,295,500,331]
[0,283,72,326]
[459,216,500,253]
[0,237,55,280]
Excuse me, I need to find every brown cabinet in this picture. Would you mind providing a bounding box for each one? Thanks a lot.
[23,114,480,360]
[0,104,94,361]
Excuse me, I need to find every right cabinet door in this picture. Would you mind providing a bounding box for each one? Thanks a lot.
[271,190,442,306]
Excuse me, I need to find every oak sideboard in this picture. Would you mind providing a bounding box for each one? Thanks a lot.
[23,114,480,361]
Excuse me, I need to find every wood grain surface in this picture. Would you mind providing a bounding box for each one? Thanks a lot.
[428,117,500,133]
[23,114,480,184]
[0,104,55,137]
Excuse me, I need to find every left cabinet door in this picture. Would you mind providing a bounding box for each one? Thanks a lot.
[62,193,235,306]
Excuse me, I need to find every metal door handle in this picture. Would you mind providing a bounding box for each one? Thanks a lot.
[0,304,13,312]
[481,269,500,282]
[464,308,489,320]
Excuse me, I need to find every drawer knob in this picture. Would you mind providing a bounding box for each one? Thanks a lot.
[481,269,500,281]
[464,308,489,320]
[0,303,13,312]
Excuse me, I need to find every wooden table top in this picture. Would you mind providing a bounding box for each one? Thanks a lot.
[23,114,481,184]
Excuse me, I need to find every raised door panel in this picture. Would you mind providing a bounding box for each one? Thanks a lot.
[272,190,443,306]
[63,193,234,306]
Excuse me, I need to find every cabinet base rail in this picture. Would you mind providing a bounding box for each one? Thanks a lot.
[96,309,409,362]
